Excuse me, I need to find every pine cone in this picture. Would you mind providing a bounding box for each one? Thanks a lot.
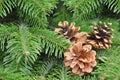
[87,21,113,49]
[55,21,80,40]
[55,21,68,34]
[72,32,88,43]
[64,42,97,76]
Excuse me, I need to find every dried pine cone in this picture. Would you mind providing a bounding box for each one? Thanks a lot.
[55,21,68,34]
[87,21,113,49]
[72,32,88,43]
[64,42,97,76]
[55,21,80,40]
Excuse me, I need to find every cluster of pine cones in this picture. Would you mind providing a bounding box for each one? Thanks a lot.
[55,21,113,76]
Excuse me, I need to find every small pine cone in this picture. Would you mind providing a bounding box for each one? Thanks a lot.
[87,21,113,49]
[55,21,80,40]
[64,42,97,76]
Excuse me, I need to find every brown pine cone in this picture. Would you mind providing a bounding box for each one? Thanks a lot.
[87,21,113,49]
[72,32,88,43]
[55,21,68,34]
[55,21,80,40]
[64,42,97,76]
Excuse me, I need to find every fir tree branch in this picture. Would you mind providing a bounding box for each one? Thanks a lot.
[30,27,70,58]
[16,0,58,27]
[62,0,103,21]
[3,24,41,72]
[0,0,16,18]
[104,0,120,14]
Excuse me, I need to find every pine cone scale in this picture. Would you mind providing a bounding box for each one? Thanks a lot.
[72,65,79,73]
[70,59,78,68]
[82,64,93,73]
[78,61,85,68]
[64,52,74,60]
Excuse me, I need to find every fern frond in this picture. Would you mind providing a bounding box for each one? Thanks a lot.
[62,0,102,21]
[105,0,120,14]
[16,0,58,27]
[3,24,41,72]
[0,0,16,18]
[30,27,70,58]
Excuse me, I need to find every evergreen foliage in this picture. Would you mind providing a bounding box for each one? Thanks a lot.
[3,24,41,72]
[33,57,58,79]
[0,23,69,73]
[0,0,16,18]
[30,27,69,58]
[62,0,102,21]
[48,2,72,27]
[0,0,120,80]
[47,61,72,80]
[0,67,37,80]
[105,0,120,14]
[0,0,58,27]
[94,46,120,80]
[0,23,17,50]
[16,0,58,27]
